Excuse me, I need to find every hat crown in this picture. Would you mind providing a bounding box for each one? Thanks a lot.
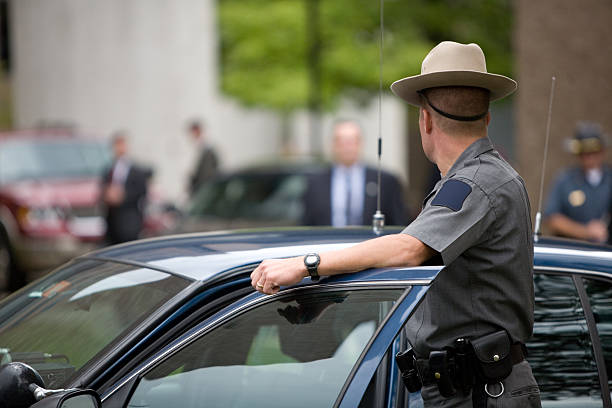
[390,40,516,106]
[574,121,603,141]
[421,41,488,75]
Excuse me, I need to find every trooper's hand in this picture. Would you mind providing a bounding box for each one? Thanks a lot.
[251,257,308,295]
[586,220,608,243]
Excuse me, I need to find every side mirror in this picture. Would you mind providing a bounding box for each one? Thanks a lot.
[0,362,101,408]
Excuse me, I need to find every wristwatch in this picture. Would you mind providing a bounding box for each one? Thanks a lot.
[304,253,320,281]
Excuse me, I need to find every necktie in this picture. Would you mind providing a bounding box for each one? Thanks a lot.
[346,170,356,225]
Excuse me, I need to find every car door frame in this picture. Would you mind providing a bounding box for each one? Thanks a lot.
[99,269,438,407]
[90,264,257,393]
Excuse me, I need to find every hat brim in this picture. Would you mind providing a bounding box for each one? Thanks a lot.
[390,70,517,106]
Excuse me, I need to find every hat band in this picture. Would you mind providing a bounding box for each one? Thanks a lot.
[419,91,488,122]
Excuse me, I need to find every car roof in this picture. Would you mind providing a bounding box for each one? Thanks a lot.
[81,228,612,282]
[0,128,101,142]
[83,227,411,281]
[212,161,329,178]
[534,236,612,275]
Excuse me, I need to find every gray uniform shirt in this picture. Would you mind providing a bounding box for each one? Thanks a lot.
[403,137,534,358]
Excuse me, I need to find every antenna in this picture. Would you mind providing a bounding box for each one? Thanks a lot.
[534,76,556,242]
[372,0,385,235]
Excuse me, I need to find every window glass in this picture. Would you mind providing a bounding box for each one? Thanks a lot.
[528,273,602,407]
[188,173,306,222]
[583,277,612,392]
[0,259,189,388]
[0,139,110,183]
[128,289,404,408]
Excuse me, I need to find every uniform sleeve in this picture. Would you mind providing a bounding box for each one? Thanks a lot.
[543,172,565,217]
[402,178,495,265]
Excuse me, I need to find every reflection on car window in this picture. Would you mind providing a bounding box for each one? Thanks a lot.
[189,173,306,222]
[528,273,602,407]
[0,260,189,388]
[128,289,404,408]
[583,277,612,393]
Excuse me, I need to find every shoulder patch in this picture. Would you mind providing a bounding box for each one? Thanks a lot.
[431,179,472,211]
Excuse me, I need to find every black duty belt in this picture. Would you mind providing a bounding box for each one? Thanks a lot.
[417,343,525,386]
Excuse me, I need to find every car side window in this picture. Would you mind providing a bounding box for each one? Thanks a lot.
[126,288,404,408]
[582,277,612,391]
[528,273,602,407]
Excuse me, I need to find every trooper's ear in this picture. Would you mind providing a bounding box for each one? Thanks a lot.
[421,107,434,134]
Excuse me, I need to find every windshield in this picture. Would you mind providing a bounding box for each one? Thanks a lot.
[189,172,306,221]
[0,139,111,183]
[0,259,190,388]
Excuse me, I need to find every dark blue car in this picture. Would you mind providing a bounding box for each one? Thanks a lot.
[1,228,612,407]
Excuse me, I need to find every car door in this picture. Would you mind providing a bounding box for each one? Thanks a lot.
[528,269,610,407]
[99,269,435,408]
[359,265,612,408]
[388,268,612,408]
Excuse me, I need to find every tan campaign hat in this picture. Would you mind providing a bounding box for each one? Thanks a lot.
[390,41,517,106]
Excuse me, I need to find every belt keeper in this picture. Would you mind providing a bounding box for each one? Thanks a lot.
[429,350,456,398]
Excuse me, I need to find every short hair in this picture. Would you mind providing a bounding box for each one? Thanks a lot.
[420,86,490,134]
[332,119,363,137]
[189,120,204,132]
[111,130,127,145]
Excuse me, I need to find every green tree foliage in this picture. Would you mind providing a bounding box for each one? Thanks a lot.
[218,0,512,112]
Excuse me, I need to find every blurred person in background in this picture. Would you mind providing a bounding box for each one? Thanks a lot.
[101,132,150,245]
[544,122,611,243]
[302,119,408,227]
[187,120,219,196]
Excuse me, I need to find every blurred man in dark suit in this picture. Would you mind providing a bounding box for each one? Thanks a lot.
[302,120,408,227]
[101,132,149,245]
[187,120,219,196]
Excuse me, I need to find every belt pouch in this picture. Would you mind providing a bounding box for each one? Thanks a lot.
[395,349,422,393]
[470,330,512,383]
[429,350,456,397]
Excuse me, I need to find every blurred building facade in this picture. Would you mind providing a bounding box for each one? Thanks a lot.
[8,0,407,203]
[515,0,612,219]
[8,0,611,218]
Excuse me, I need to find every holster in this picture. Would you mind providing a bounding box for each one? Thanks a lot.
[470,330,513,384]
[395,349,422,393]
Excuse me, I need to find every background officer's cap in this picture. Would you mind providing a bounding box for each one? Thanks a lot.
[566,122,608,154]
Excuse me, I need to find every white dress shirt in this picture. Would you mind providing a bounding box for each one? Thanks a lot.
[331,164,365,227]
[111,158,130,185]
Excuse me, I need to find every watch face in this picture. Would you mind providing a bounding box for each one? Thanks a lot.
[305,255,318,266]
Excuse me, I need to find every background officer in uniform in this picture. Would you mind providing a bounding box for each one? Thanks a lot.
[544,122,611,243]
[251,41,540,407]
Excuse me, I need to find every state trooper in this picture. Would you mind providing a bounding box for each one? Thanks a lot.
[544,122,611,243]
[251,41,541,407]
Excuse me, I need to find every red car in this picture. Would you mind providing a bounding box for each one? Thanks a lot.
[0,128,172,290]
